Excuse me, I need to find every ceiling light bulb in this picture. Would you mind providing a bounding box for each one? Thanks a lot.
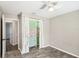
[49,7,54,11]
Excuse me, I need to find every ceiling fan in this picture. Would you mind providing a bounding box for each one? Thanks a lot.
[32,1,60,15]
[40,1,59,11]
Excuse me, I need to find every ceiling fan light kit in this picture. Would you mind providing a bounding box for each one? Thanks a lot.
[40,1,59,12]
[48,6,54,11]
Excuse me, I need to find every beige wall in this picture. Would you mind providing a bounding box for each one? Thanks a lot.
[12,20,18,45]
[50,10,79,56]
[42,19,50,47]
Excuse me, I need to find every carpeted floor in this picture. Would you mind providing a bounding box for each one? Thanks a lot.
[5,46,76,58]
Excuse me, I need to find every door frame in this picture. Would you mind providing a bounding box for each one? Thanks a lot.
[28,18,43,49]
[2,16,18,57]
[4,21,13,52]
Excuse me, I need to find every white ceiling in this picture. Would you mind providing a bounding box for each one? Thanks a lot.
[0,1,79,19]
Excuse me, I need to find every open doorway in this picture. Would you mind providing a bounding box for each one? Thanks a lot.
[29,19,40,51]
[5,22,18,52]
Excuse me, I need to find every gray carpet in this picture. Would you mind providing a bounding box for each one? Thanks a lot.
[6,39,18,52]
[5,46,76,58]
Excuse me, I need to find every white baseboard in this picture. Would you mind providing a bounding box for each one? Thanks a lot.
[50,45,79,58]
[18,48,26,54]
[40,44,49,49]
[18,47,22,54]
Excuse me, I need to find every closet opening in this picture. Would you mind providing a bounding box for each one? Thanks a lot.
[29,19,40,51]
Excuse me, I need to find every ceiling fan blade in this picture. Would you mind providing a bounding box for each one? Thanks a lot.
[52,2,58,6]
[40,4,47,9]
